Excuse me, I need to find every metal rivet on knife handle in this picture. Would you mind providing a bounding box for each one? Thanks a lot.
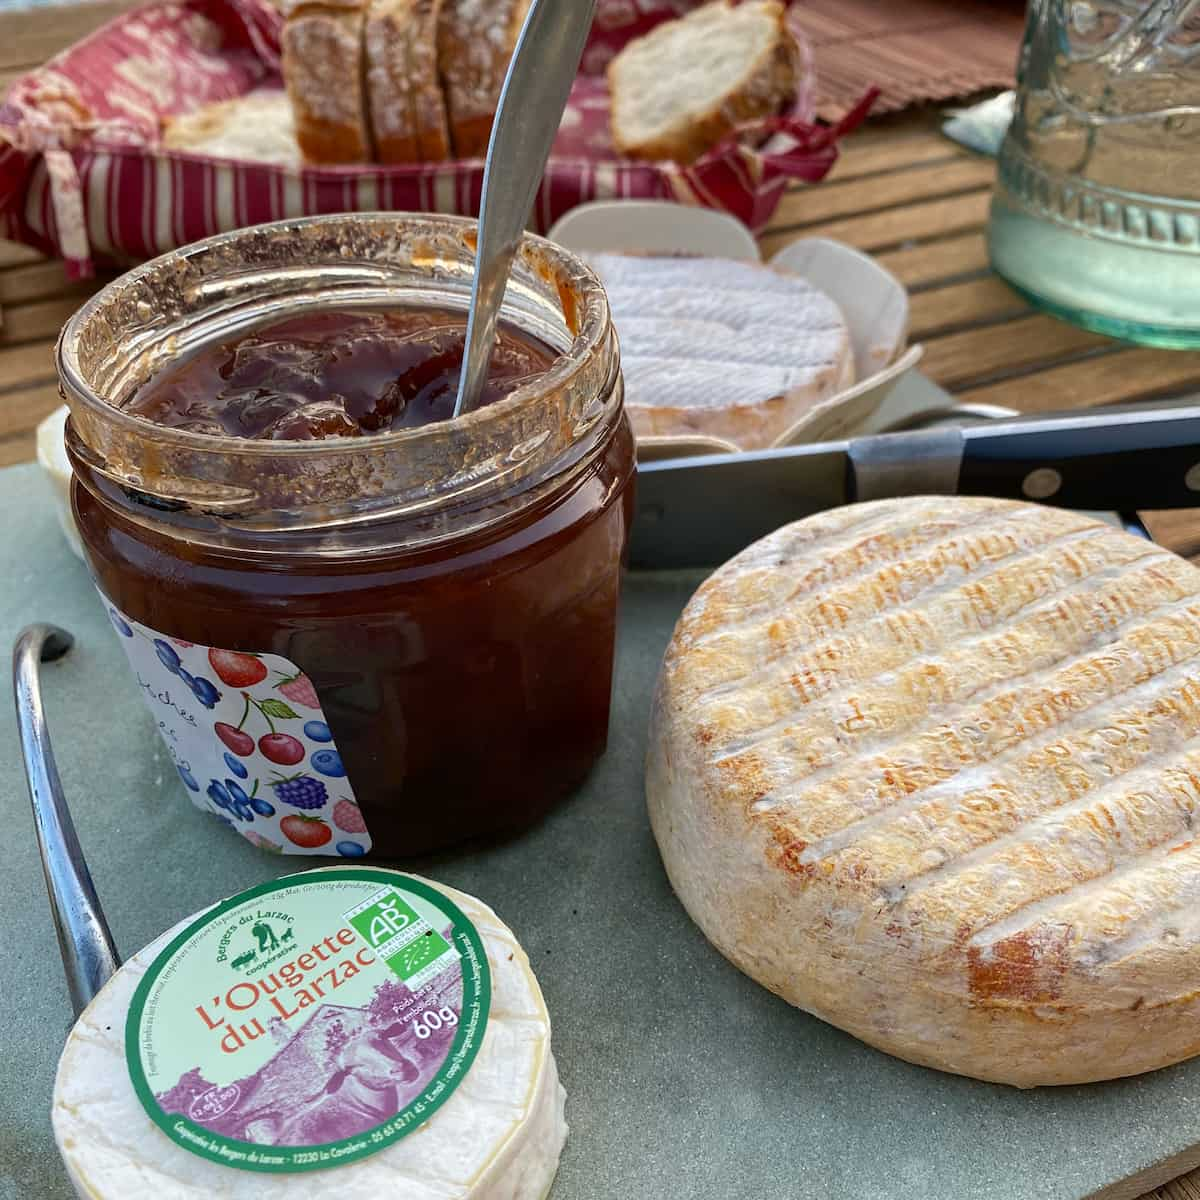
[1022,467,1063,500]
[1186,462,1200,492]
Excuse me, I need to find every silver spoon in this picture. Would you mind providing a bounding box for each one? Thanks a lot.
[14,623,120,1016]
[453,0,599,418]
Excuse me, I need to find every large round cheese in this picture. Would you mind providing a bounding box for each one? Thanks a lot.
[648,496,1200,1087]
[53,876,566,1198]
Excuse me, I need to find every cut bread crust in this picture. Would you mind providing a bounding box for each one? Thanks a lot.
[410,0,452,160]
[608,0,799,164]
[437,0,530,159]
[364,0,420,163]
[366,0,450,163]
[283,0,373,164]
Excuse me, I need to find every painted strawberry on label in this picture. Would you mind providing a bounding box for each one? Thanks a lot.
[276,670,320,709]
[280,814,332,849]
[208,649,268,688]
[333,799,367,834]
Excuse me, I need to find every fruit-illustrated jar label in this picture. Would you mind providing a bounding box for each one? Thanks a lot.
[101,596,371,856]
[127,868,491,1172]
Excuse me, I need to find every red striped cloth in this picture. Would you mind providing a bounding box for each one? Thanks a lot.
[0,0,873,279]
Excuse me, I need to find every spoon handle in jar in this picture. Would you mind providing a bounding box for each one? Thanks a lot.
[13,623,121,1018]
[453,0,598,419]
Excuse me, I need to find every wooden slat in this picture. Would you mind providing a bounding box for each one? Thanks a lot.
[958,345,1200,412]
[1142,511,1200,566]
[0,241,45,270]
[0,0,136,71]
[820,133,961,184]
[876,232,990,290]
[1153,1168,1200,1200]
[0,429,35,468]
[0,261,101,308]
[759,190,991,258]
[921,313,1115,392]
[0,340,58,397]
[771,157,994,232]
[0,296,87,346]
[908,276,1028,340]
[0,378,59,441]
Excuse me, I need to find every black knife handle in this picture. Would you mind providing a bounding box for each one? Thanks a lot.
[848,406,1200,511]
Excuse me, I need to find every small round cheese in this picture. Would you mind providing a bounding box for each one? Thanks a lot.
[53,876,566,1198]
[648,496,1200,1087]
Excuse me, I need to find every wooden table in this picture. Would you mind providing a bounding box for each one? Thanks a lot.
[4,8,1200,1199]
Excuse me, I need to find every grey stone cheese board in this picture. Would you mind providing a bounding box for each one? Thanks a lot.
[3,458,1200,1200]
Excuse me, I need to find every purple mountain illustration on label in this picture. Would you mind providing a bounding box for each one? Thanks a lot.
[155,931,461,1146]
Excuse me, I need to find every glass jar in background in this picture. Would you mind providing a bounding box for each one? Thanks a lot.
[988,0,1200,346]
[58,213,634,860]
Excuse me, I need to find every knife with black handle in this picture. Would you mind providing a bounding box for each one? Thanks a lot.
[630,404,1200,568]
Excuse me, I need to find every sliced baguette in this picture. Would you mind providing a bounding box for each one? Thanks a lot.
[437,0,530,159]
[364,0,419,163]
[282,0,373,164]
[366,0,450,163]
[607,0,799,165]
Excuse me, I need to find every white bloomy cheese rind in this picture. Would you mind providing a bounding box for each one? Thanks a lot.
[648,496,1200,1088]
[53,876,566,1199]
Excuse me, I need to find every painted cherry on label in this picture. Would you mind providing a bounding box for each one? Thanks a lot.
[214,722,255,757]
[260,733,305,765]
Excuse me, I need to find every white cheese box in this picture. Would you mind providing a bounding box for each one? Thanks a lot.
[547,200,921,459]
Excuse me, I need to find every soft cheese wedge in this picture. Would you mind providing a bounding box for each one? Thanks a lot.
[53,875,566,1197]
[648,496,1200,1087]
[591,252,853,450]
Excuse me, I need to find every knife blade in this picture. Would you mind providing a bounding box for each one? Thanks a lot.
[630,403,1200,568]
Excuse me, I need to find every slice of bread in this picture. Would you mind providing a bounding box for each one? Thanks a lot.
[607,0,799,164]
[162,89,300,167]
[366,0,450,163]
[409,0,452,160]
[437,0,530,159]
[282,0,373,164]
[364,0,419,163]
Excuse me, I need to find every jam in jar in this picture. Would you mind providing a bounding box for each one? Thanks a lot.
[59,214,634,859]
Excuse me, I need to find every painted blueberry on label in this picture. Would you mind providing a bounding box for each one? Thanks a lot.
[154,640,181,673]
[191,677,220,709]
[311,749,346,778]
[177,765,199,792]
[250,798,275,817]
[223,752,248,778]
[207,780,232,810]
[336,840,367,857]
[109,610,133,637]
[303,720,333,743]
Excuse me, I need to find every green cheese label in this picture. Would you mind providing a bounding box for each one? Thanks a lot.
[125,868,490,1173]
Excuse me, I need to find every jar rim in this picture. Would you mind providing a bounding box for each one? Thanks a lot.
[57,212,621,538]
[57,211,611,460]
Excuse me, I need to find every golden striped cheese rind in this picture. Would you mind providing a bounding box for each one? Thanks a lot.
[647,496,1200,1087]
[53,876,566,1197]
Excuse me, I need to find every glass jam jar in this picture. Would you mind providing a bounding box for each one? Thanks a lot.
[58,213,634,860]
